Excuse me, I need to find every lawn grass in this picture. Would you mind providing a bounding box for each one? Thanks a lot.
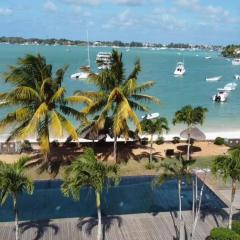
[25,155,216,180]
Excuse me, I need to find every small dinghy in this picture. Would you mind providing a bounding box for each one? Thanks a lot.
[224,82,237,91]
[206,76,222,82]
[141,113,160,120]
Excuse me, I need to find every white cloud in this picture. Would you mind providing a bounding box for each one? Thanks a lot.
[44,1,58,12]
[0,7,13,16]
[150,8,186,31]
[63,0,100,6]
[111,0,145,6]
[102,9,137,29]
[174,0,240,28]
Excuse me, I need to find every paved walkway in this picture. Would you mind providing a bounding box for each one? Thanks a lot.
[0,209,231,240]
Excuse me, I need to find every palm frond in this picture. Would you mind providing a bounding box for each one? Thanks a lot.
[131,94,160,104]
[65,96,92,105]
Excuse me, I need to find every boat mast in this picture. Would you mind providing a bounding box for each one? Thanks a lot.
[87,30,90,67]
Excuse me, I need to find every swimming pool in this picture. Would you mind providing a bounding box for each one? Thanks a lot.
[0,176,226,222]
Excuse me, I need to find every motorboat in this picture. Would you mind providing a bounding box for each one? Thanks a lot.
[141,112,160,120]
[206,76,222,82]
[98,63,111,70]
[212,89,229,102]
[224,82,237,91]
[205,56,212,59]
[232,59,240,66]
[96,52,112,66]
[235,74,240,80]
[71,31,91,80]
[71,67,90,79]
[174,62,186,75]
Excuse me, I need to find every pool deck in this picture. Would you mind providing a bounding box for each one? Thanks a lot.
[0,209,232,240]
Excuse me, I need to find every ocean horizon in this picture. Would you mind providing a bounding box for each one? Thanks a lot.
[0,44,240,138]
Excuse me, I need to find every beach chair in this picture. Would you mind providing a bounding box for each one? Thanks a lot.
[0,143,8,154]
[226,139,240,147]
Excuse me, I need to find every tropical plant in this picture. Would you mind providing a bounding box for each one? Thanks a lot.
[172,105,207,160]
[141,117,169,163]
[61,147,119,240]
[214,137,225,146]
[211,148,240,229]
[0,157,34,240]
[154,155,195,240]
[210,227,240,240]
[76,50,160,162]
[0,54,92,162]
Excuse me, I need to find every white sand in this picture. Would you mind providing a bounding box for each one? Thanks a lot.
[0,130,239,143]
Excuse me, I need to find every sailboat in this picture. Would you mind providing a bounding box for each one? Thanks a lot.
[71,31,91,80]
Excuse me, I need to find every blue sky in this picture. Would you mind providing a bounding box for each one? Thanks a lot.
[0,0,239,45]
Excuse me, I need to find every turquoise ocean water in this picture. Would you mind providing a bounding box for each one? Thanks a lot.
[0,44,240,134]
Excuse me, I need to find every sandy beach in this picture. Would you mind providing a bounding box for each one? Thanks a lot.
[0,140,229,165]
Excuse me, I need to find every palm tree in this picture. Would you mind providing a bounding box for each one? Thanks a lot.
[0,157,34,240]
[211,148,240,230]
[141,117,169,163]
[155,155,195,240]
[172,105,207,160]
[77,50,160,162]
[61,147,119,240]
[0,54,92,162]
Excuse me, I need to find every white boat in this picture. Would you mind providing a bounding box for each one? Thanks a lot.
[96,52,112,63]
[212,89,229,102]
[232,59,240,66]
[235,74,240,80]
[174,62,186,75]
[224,82,237,91]
[205,56,212,59]
[98,64,111,70]
[206,76,222,82]
[141,113,160,120]
[71,31,91,80]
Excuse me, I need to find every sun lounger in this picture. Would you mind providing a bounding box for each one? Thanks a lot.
[226,138,240,147]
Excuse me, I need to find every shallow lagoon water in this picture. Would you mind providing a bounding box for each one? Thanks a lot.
[0,44,239,133]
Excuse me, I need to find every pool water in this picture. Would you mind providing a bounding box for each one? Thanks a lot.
[0,176,226,222]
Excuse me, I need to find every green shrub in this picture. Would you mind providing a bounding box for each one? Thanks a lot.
[20,140,32,152]
[232,221,240,235]
[214,137,225,145]
[141,137,148,145]
[210,227,240,240]
[52,140,60,148]
[172,136,180,144]
[155,137,164,145]
[145,162,155,170]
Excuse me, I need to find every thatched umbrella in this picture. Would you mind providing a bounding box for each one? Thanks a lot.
[79,122,106,142]
[180,127,206,160]
[180,127,206,140]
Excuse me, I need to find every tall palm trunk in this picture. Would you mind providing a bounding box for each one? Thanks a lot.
[187,133,191,161]
[191,175,205,239]
[13,194,19,240]
[229,179,236,230]
[96,191,102,240]
[149,134,153,163]
[178,178,184,240]
[113,135,117,163]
